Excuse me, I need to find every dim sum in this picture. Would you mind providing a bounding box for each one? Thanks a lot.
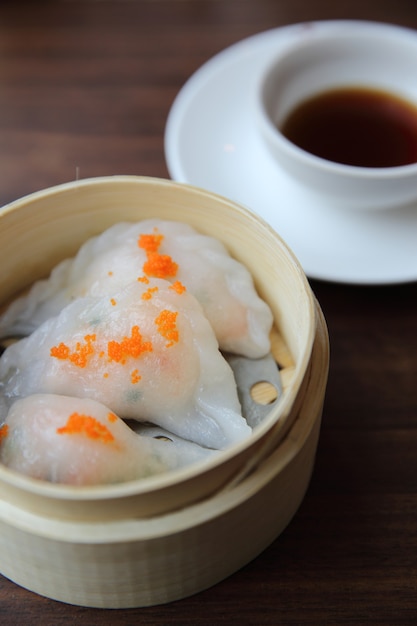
[0,278,250,450]
[0,394,217,485]
[0,220,272,358]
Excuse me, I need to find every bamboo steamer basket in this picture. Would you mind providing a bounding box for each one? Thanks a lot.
[0,176,329,608]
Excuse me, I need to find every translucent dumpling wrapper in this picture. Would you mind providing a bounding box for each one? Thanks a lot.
[0,220,273,358]
[0,278,251,450]
[0,394,218,485]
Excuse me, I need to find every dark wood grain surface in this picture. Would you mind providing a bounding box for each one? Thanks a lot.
[1,1,417,624]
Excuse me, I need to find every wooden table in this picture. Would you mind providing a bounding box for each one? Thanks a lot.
[1,2,417,624]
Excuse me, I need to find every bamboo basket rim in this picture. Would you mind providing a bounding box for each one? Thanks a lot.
[0,176,317,510]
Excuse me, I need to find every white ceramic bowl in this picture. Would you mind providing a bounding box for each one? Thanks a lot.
[256,21,417,211]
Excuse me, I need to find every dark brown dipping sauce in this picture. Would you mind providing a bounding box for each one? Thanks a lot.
[280,87,417,168]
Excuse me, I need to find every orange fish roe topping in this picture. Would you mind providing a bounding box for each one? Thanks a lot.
[170,280,186,295]
[131,369,141,384]
[107,325,153,365]
[143,253,178,279]
[108,271,113,276]
[138,232,164,254]
[137,276,150,284]
[155,309,179,347]
[56,413,115,444]
[107,412,118,423]
[139,231,179,279]
[110,298,117,306]
[0,424,9,442]
[50,334,97,368]
[141,286,159,301]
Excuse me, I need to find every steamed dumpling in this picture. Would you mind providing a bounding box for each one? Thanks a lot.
[0,220,273,358]
[0,278,250,450]
[0,394,217,485]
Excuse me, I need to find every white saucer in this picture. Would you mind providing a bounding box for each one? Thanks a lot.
[164,21,417,285]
